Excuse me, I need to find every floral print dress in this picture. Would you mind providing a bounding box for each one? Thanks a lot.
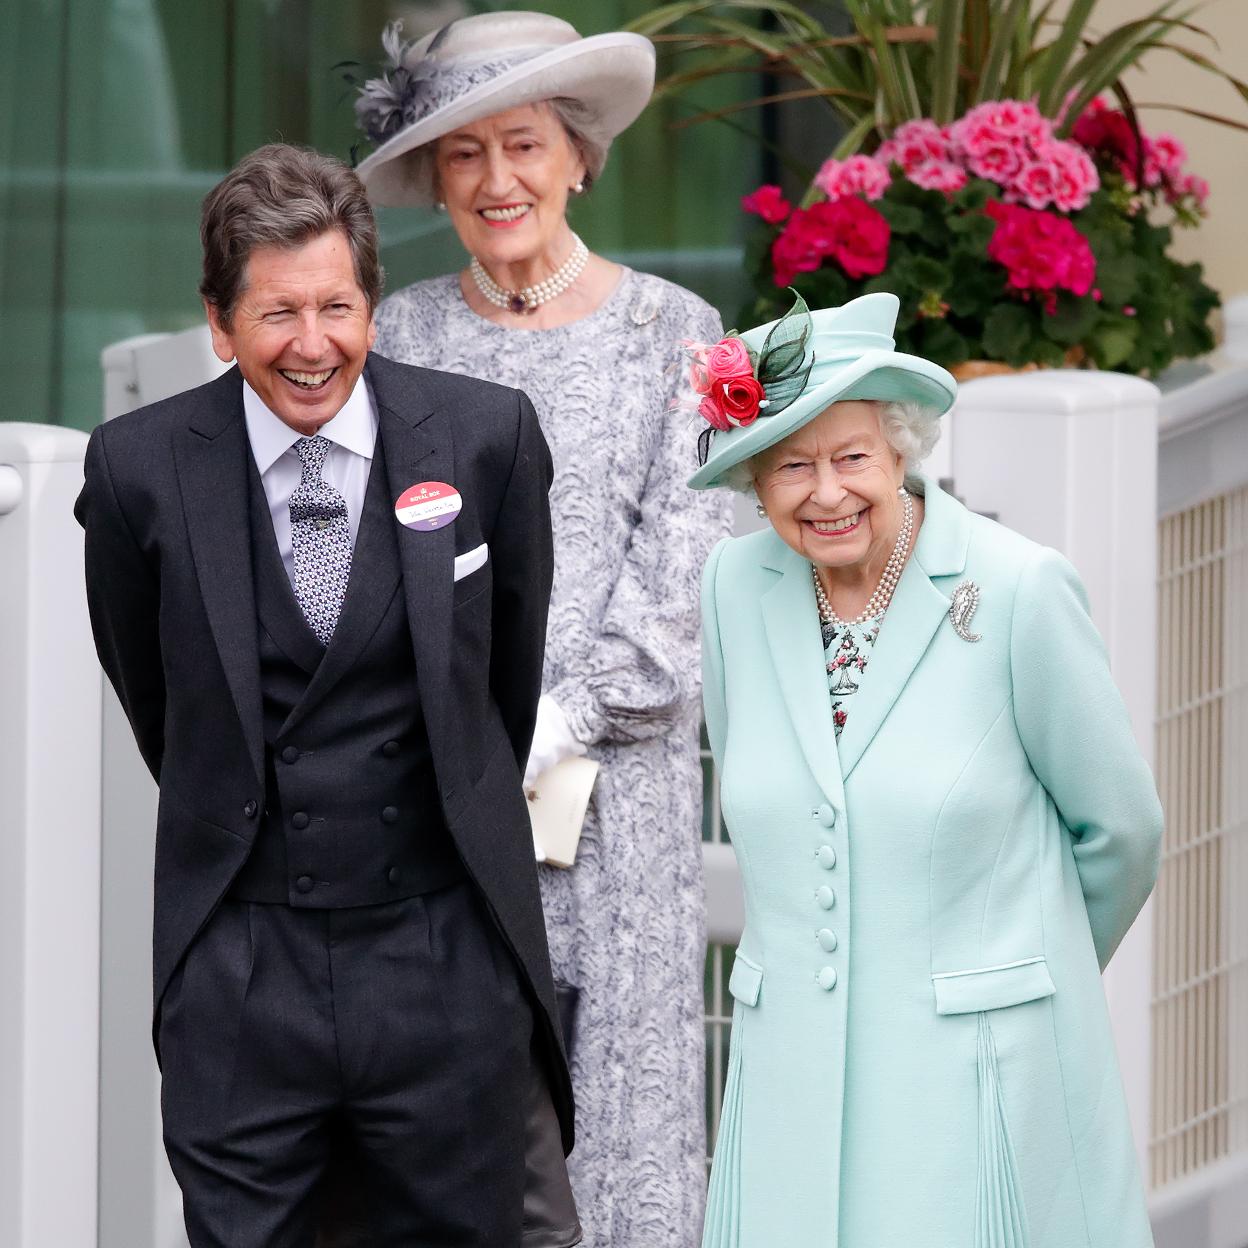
[822,614,883,740]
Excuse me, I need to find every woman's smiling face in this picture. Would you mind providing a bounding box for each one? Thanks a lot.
[752,400,906,574]
[434,102,586,270]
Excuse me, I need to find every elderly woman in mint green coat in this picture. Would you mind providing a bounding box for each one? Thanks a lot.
[690,293,1162,1248]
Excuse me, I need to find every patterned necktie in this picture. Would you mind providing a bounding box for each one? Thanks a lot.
[289,435,353,645]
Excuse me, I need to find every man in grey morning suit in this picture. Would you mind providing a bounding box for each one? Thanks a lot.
[75,143,580,1248]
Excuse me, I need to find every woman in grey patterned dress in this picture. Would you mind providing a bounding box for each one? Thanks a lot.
[352,12,734,1246]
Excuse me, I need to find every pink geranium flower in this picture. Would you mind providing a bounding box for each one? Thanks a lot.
[907,160,967,194]
[877,120,950,171]
[815,154,892,202]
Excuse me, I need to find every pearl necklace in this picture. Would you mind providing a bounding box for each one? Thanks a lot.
[812,490,915,627]
[470,234,589,314]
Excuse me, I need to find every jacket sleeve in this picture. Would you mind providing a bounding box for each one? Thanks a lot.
[489,390,555,771]
[548,306,735,748]
[701,538,730,768]
[1010,544,1163,969]
[74,425,166,781]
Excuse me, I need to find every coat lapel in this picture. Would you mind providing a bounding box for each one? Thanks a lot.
[172,368,264,787]
[760,535,846,811]
[368,358,457,776]
[835,479,971,780]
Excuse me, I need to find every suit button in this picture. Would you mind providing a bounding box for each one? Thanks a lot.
[291,811,310,830]
[816,966,838,991]
[382,740,400,759]
[295,875,313,894]
[815,885,836,910]
[814,804,836,827]
[387,866,400,886]
[243,799,258,819]
[281,746,299,764]
[381,806,399,824]
[816,845,837,869]
[816,928,838,952]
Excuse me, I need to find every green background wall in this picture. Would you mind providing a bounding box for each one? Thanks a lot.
[1,0,772,431]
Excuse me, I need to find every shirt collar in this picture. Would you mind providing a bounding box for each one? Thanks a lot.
[242,372,377,475]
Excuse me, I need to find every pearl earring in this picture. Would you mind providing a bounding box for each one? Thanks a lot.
[756,503,767,517]
[572,181,584,194]
[435,201,446,212]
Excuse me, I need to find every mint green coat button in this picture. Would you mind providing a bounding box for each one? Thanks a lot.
[816,845,837,869]
[816,966,838,991]
[816,928,838,952]
[815,885,836,910]
[815,804,836,827]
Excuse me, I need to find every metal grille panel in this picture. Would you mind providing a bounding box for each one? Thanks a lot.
[1151,484,1248,1188]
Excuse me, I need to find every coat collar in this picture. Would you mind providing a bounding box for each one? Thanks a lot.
[759,477,972,786]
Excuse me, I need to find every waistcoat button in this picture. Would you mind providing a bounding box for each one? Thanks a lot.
[243,799,258,819]
[381,806,399,824]
[817,928,838,952]
[291,811,310,830]
[815,885,836,910]
[280,746,299,764]
[817,966,838,991]
[816,845,837,869]
[382,740,401,759]
[295,875,313,894]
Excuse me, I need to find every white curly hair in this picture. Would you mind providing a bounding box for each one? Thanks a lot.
[720,399,942,494]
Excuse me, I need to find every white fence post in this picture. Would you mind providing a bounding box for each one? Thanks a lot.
[0,423,100,1248]
[951,370,1161,1179]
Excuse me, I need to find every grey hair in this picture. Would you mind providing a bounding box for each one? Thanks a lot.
[200,143,383,330]
[721,399,943,494]
[417,96,610,202]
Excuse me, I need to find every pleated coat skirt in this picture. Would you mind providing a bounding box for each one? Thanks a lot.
[699,481,1162,1248]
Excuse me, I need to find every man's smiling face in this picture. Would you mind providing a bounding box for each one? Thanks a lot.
[206,228,376,435]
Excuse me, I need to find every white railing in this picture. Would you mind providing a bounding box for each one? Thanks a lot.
[0,424,101,1248]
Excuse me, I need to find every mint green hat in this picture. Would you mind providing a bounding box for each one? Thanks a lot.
[687,292,957,491]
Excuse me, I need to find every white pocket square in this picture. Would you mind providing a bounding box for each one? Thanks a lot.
[453,542,488,582]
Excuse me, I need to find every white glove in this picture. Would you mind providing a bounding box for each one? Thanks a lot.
[523,695,587,794]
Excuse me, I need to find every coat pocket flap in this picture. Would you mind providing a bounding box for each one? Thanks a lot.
[932,956,1055,1015]
[728,953,764,1007]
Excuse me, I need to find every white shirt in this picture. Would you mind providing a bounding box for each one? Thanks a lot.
[242,374,378,590]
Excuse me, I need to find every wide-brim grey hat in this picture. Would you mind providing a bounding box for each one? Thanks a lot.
[688,293,958,491]
[355,12,655,207]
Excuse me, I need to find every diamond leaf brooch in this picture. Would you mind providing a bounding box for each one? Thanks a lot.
[949,580,983,642]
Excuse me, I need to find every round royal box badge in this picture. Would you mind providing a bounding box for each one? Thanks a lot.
[393,481,462,532]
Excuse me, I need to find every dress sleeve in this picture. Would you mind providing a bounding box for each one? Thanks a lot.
[549,298,735,747]
[1009,544,1163,969]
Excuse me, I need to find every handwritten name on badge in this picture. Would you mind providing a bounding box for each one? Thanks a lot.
[394,481,462,531]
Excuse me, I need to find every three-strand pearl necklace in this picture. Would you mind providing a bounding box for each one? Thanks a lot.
[812,490,915,627]
[470,233,589,314]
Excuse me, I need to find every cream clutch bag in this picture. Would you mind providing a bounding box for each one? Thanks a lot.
[529,757,599,869]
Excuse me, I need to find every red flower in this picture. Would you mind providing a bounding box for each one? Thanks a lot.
[985,200,1096,313]
[771,216,824,286]
[771,197,890,286]
[833,709,848,728]
[1072,98,1141,174]
[742,184,792,224]
[720,375,767,426]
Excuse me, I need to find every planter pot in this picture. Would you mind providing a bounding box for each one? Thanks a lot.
[951,347,1087,384]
